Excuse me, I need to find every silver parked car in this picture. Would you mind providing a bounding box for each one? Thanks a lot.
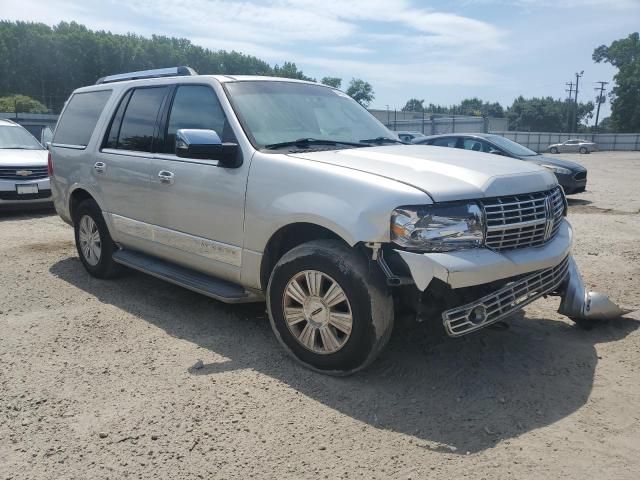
[49,67,625,375]
[0,119,52,209]
[548,139,598,154]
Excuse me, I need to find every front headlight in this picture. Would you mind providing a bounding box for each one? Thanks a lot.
[541,164,572,175]
[391,203,484,252]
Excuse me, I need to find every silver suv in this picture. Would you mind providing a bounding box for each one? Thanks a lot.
[50,67,624,374]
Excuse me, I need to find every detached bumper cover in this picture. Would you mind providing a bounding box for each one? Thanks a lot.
[558,256,631,321]
[395,218,628,336]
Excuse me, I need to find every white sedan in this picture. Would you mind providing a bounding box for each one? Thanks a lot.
[548,139,598,154]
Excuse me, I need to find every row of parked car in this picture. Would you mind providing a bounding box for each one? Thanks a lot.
[397,131,599,154]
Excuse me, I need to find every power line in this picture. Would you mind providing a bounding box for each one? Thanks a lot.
[594,81,608,134]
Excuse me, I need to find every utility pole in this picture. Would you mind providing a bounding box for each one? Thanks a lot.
[574,71,584,133]
[566,81,575,133]
[594,81,608,134]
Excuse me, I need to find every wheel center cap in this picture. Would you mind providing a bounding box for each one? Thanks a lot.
[304,297,329,327]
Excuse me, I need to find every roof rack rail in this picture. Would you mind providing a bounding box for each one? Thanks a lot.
[96,66,198,85]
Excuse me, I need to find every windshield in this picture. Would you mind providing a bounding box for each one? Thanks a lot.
[224,81,392,148]
[486,135,538,157]
[0,125,44,150]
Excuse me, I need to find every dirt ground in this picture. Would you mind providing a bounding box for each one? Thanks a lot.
[1,151,639,479]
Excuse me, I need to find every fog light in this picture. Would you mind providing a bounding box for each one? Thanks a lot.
[468,305,487,325]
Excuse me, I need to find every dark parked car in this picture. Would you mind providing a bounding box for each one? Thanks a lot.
[413,133,587,194]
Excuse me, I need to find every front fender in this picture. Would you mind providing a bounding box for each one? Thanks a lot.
[243,152,431,253]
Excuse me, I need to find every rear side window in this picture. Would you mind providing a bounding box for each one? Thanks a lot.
[105,87,167,153]
[53,90,112,147]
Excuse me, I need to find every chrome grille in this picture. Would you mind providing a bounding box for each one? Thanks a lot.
[481,187,565,251]
[442,256,570,337]
[0,166,49,180]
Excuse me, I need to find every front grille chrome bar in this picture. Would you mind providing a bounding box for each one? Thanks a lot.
[481,187,565,252]
[442,256,570,337]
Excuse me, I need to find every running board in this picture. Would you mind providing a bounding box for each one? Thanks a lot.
[112,249,263,304]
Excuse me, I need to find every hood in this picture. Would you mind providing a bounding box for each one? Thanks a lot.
[288,145,558,202]
[0,148,48,167]
[525,155,586,172]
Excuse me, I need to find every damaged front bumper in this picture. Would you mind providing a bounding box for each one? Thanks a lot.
[395,220,628,336]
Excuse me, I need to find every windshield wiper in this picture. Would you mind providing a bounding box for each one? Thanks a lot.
[359,137,404,145]
[264,138,366,150]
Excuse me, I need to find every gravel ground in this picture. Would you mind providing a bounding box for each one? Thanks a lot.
[1,151,639,479]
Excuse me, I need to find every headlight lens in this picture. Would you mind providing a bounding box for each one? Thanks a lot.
[541,164,572,175]
[391,203,484,252]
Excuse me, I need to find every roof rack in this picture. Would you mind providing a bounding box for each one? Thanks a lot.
[95,66,198,85]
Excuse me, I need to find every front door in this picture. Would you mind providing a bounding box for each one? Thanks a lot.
[147,84,249,282]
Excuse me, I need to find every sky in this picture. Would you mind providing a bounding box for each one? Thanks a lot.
[3,0,639,119]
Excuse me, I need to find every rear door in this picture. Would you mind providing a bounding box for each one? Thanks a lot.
[146,83,249,281]
[96,86,170,245]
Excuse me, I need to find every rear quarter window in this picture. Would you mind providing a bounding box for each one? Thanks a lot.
[53,90,112,147]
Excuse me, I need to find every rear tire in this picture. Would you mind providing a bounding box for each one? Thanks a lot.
[550,147,559,154]
[267,240,394,375]
[73,199,119,279]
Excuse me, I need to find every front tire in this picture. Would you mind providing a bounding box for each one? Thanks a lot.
[579,146,588,154]
[550,147,559,154]
[73,199,119,279]
[267,240,394,375]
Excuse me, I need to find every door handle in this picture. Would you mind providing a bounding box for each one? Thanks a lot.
[158,170,175,185]
[94,161,106,174]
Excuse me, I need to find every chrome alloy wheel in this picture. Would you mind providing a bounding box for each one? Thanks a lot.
[282,270,353,354]
[78,214,102,266]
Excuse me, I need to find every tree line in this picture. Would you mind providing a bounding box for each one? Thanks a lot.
[400,96,596,133]
[0,21,375,113]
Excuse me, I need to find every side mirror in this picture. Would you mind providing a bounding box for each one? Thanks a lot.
[175,129,242,168]
[489,149,504,156]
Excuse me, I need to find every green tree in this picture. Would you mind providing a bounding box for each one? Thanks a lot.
[321,77,342,88]
[506,96,593,132]
[272,61,314,81]
[401,98,425,112]
[457,98,505,118]
[346,78,374,107]
[593,32,640,132]
[0,94,48,113]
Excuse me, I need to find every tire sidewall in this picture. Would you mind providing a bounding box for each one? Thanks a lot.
[267,245,385,374]
[74,200,116,278]
[550,147,558,154]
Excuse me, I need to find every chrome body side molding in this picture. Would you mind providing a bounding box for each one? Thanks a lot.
[110,214,242,267]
